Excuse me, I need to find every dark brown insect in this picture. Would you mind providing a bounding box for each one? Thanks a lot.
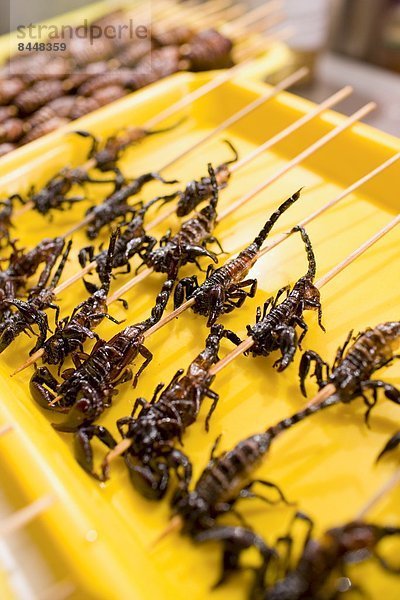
[253,513,400,600]
[74,324,241,491]
[79,199,158,289]
[40,229,121,369]
[299,321,400,424]
[30,277,175,431]
[84,171,177,239]
[0,236,65,315]
[159,140,238,217]
[174,190,302,326]
[139,163,223,278]
[0,240,71,354]
[180,29,234,71]
[245,225,324,371]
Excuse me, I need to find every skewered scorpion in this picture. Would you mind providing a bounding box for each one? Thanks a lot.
[245,225,324,372]
[139,163,223,277]
[158,140,238,217]
[74,324,241,493]
[253,513,400,599]
[30,277,175,431]
[0,240,71,354]
[40,229,121,369]
[174,189,302,326]
[78,198,159,289]
[299,321,400,424]
[84,171,178,239]
[0,236,65,315]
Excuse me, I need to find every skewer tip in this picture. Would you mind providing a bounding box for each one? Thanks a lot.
[150,515,183,549]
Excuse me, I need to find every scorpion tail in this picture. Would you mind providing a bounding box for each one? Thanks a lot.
[265,392,340,441]
[50,240,72,288]
[102,227,119,294]
[221,139,239,165]
[253,188,303,250]
[291,225,317,280]
[208,163,219,212]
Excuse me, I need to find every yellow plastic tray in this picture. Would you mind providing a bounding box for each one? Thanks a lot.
[0,72,399,599]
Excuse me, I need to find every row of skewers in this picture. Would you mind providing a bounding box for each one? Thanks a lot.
[0,64,399,598]
[0,0,284,155]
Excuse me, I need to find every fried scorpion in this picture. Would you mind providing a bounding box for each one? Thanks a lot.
[30,277,175,431]
[174,189,302,326]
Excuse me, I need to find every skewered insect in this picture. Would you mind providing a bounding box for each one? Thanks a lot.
[168,430,289,587]
[139,163,223,278]
[0,241,71,354]
[0,236,65,315]
[40,229,121,369]
[84,171,178,239]
[174,189,302,326]
[75,324,241,492]
[30,277,175,431]
[159,140,238,217]
[253,513,400,600]
[299,321,400,424]
[78,199,158,289]
[245,225,324,371]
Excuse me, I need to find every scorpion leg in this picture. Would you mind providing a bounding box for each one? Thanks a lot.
[186,244,219,264]
[292,316,308,348]
[260,297,274,321]
[376,431,400,462]
[204,235,225,255]
[299,350,329,397]
[30,367,65,411]
[74,425,117,481]
[273,326,298,372]
[237,479,291,506]
[333,330,354,369]
[272,285,291,309]
[361,380,400,425]
[78,246,94,269]
[133,345,153,387]
[204,388,219,431]
[174,276,198,308]
[207,286,225,327]
[125,455,171,500]
[194,525,274,589]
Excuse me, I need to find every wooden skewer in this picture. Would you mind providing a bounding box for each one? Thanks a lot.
[52,67,310,290]
[209,214,400,376]
[14,49,270,218]
[225,0,283,32]
[14,139,397,377]
[0,424,12,436]
[356,469,400,521]
[219,1,284,37]
[0,495,54,537]
[37,580,75,600]
[106,100,374,303]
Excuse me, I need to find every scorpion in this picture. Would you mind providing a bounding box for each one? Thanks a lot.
[40,229,121,369]
[30,276,176,432]
[157,140,238,217]
[299,321,400,424]
[174,189,303,326]
[0,236,65,315]
[139,163,224,278]
[245,225,324,372]
[0,240,71,354]
[252,512,400,600]
[74,324,241,493]
[83,171,178,240]
[78,198,159,289]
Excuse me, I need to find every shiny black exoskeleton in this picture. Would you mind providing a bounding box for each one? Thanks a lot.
[174,190,302,326]
[246,226,324,371]
[30,277,175,431]
[75,324,241,494]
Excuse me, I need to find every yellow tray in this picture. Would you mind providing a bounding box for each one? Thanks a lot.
[0,72,399,599]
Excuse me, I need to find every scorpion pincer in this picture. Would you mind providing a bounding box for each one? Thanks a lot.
[139,163,224,278]
[0,240,72,354]
[30,277,175,431]
[299,321,400,424]
[74,324,241,493]
[174,189,303,326]
[40,229,122,369]
[84,171,178,239]
[252,513,400,600]
[78,198,159,289]
[245,225,324,372]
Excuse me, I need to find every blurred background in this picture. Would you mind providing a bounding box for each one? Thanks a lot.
[0,0,399,134]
